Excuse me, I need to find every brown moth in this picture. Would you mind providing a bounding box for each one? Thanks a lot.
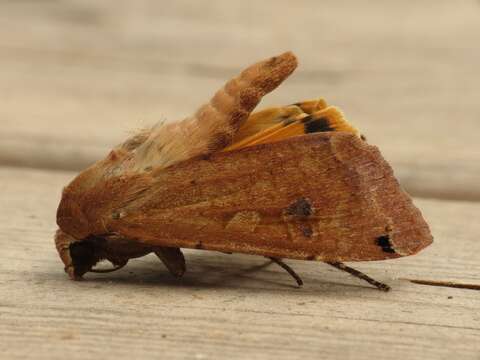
[55,51,432,291]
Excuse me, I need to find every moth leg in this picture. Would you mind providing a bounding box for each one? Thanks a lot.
[268,257,303,287]
[154,247,186,278]
[326,262,390,292]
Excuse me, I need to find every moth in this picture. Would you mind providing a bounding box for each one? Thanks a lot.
[55,51,433,291]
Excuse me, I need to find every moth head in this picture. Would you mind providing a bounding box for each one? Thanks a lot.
[55,229,151,280]
[54,229,108,280]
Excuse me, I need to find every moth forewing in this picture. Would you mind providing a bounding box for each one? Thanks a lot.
[107,133,432,262]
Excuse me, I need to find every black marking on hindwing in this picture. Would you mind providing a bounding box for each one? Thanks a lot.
[304,117,334,133]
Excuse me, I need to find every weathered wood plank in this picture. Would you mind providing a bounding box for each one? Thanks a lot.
[1,1,480,200]
[0,166,479,360]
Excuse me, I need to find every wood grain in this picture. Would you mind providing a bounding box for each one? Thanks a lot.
[1,166,479,360]
[1,1,480,200]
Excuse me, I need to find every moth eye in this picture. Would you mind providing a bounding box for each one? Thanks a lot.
[284,197,313,217]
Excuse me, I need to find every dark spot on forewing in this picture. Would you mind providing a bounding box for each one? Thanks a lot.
[285,197,313,218]
[300,224,313,238]
[376,235,395,253]
[304,117,334,133]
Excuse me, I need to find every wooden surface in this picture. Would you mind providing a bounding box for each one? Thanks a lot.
[1,1,479,359]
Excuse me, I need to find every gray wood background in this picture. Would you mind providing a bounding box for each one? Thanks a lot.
[1,1,479,359]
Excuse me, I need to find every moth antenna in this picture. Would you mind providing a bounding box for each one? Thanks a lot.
[132,52,298,170]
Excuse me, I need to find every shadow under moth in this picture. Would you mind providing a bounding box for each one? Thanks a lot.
[55,51,433,291]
